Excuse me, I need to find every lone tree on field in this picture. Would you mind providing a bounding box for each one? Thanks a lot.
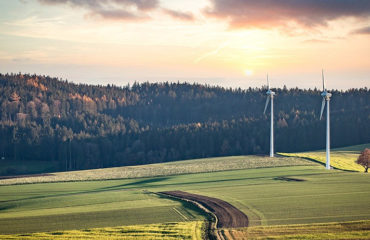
[356,148,370,173]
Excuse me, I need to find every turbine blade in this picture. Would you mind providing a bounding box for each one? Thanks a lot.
[322,69,325,91]
[264,96,270,114]
[267,74,270,90]
[320,98,325,120]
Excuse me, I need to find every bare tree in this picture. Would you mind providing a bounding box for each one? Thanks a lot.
[356,148,370,173]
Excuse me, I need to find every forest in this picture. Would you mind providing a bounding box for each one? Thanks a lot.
[0,73,369,175]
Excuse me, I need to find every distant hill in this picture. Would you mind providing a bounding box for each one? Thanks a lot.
[0,73,369,175]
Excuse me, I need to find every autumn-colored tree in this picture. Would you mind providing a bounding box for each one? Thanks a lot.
[0,73,370,173]
[356,148,370,173]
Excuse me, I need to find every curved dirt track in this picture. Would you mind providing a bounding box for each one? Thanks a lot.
[159,191,248,228]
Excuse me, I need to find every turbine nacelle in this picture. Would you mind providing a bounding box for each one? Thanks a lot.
[264,90,275,115]
[321,91,332,99]
[266,89,275,96]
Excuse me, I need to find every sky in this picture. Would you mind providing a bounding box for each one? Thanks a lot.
[0,0,369,90]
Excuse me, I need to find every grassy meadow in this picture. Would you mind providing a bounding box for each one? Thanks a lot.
[4,220,370,240]
[0,151,369,239]
[0,222,205,240]
[222,220,370,239]
[0,155,312,185]
[0,179,208,234]
[279,143,370,172]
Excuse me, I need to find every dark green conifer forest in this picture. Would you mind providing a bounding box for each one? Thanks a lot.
[0,73,369,175]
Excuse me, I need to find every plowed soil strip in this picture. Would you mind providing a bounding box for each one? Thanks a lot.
[159,191,248,228]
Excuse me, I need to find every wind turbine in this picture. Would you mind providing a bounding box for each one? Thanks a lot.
[263,74,275,157]
[319,70,332,170]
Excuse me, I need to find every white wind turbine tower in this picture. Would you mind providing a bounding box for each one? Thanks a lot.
[263,74,275,157]
[319,70,332,170]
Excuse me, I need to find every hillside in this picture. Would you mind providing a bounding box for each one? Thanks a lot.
[1,161,370,235]
[0,73,369,174]
[0,155,314,185]
[280,143,370,172]
[0,150,369,238]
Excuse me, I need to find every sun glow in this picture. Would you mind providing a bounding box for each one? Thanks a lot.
[244,69,254,76]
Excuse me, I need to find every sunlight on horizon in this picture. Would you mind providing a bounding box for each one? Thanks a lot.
[0,0,369,89]
[244,69,254,77]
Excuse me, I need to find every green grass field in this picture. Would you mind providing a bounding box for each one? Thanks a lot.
[0,179,208,234]
[0,221,205,240]
[2,220,369,240]
[279,143,370,172]
[223,220,370,239]
[0,155,312,185]
[0,152,369,239]
[1,166,370,234]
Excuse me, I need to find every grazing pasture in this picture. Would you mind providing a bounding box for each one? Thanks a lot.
[1,166,370,234]
[0,180,207,234]
[0,221,205,240]
[279,143,370,172]
[0,153,369,238]
[222,220,370,239]
[0,155,312,185]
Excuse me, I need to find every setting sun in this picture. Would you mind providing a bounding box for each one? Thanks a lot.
[244,69,254,76]
[0,1,369,238]
[0,0,368,89]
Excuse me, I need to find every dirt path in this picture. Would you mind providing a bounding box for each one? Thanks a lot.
[159,191,249,229]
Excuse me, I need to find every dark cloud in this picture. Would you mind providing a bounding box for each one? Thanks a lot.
[37,0,196,22]
[205,0,370,29]
[39,0,158,10]
[88,9,144,20]
[352,26,370,34]
[162,8,194,21]
[38,0,159,20]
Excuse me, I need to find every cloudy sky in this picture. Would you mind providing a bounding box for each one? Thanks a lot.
[0,0,369,89]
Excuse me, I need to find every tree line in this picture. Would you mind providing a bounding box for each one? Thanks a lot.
[0,73,369,174]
